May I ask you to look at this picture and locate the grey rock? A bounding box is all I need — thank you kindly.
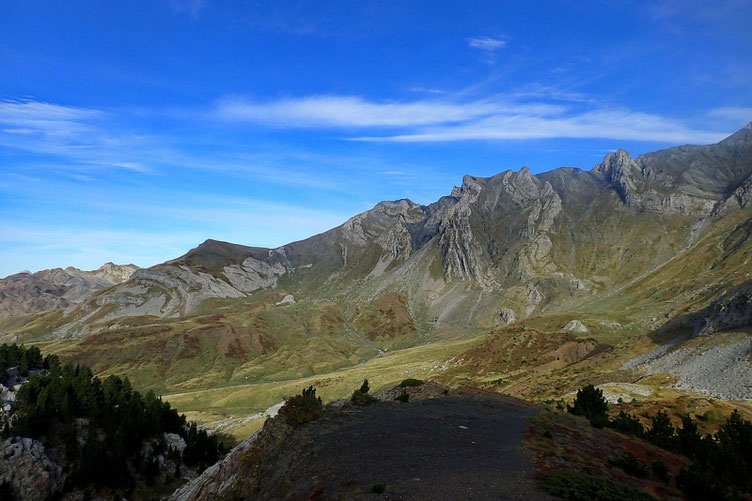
[0,437,63,501]
[563,320,589,333]
[0,263,138,317]
[498,308,516,326]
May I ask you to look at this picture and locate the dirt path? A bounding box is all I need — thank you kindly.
[254,393,555,500]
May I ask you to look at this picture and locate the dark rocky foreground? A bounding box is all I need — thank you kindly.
[172,390,555,500]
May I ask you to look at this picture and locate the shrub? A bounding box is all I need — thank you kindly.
[399,378,424,388]
[281,386,323,427]
[608,410,644,436]
[351,379,377,406]
[395,390,409,403]
[568,384,609,428]
[538,471,655,501]
[608,453,648,478]
[651,460,669,484]
[351,390,377,406]
[371,484,386,494]
[359,379,370,394]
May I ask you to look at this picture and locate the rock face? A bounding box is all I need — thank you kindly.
[594,123,752,216]
[171,416,293,501]
[0,263,138,317]
[693,281,752,336]
[0,437,63,501]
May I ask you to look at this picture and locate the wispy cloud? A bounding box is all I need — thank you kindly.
[215,95,564,128]
[214,94,728,144]
[0,99,102,139]
[467,36,507,64]
[708,106,752,125]
[467,36,507,51]
[353,108,727,144]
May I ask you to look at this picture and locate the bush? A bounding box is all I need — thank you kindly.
[351,379,377,406]
[351,390,377,406]
[359,379,370,394]
[608,410,644,436]
[568,384,609,428]
[371,484,386,494]
[395,390,409,403]
[651,460,669,484]
[608,453,648,478]
[281,386,323,427]
[399,378,424,388]
[538,471,655,501]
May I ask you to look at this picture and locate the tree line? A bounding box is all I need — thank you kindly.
[1,343,225,493]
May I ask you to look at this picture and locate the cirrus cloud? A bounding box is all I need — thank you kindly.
[214,94,728,144]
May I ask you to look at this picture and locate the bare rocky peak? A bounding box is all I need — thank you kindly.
[592,123,752,215]
[0,263,140,317]
[91,262,139,283]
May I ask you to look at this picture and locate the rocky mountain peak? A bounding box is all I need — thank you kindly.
[92,262,139,283]
[592,148,634,183]
[0,262,141,318]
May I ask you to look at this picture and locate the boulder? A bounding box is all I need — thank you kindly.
[563,320,589,333]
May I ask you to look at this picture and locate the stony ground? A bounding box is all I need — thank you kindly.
[623,330,752,400]
[175,389,556,500]
[260,393,553,500]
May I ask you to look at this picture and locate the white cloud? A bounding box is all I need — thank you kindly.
[467,36,507,64]
[215,94,728,144]
[467,36,507,51]
[0,99,102,138]
[215,95,565,128]
[353,109,726,144]
[708,106,752,124]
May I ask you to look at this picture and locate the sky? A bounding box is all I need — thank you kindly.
[1,1,751,277]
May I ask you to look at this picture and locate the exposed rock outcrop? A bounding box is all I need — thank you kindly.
[0,437,63,501]
[563,320,589,333]
[693,281,752,336]
[171,416,293,501]
[498,308,517,326]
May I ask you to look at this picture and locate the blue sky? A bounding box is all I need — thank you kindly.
[1,1,751,277]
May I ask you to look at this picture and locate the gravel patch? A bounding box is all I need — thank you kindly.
[624,334,752,400]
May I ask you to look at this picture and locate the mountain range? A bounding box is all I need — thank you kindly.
[1,123,750,431]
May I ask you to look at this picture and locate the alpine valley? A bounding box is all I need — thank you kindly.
[2,123,752,442]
